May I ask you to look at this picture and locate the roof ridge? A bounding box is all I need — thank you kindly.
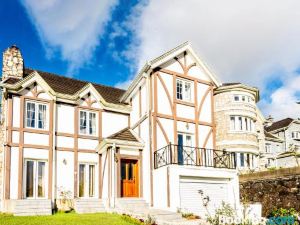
[25,68,126,91]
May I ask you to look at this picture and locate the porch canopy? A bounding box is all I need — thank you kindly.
[96,128,144,153]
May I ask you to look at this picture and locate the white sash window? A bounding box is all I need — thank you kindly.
[79,110,97,136]
[176,79,192,102]
[25,101,48,129]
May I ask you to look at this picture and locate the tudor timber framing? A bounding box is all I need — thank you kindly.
[152,53,217,207]
[4,85,105,200]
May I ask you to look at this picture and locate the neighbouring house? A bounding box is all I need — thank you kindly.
[264,117,300,168]
[0,43,245,217]
[261,131,283,168]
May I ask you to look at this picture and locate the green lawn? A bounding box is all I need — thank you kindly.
[0,213,143,225]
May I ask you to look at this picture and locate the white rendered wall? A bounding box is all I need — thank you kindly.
[102,112,128,137]
[12,96,20,128]
[10,147,19,199]
[56,151,74,198]
[56,104,74,134]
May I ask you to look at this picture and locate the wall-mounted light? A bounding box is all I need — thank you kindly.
[186,122,189,130]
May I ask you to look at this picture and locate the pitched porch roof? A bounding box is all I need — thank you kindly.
[96,128,144,153]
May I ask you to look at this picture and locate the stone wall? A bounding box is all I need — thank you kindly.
[240,167,300,216]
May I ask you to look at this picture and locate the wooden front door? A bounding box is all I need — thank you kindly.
[121,159,139,197]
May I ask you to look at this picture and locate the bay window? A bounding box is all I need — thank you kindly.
[79,110,97,135]
[229,116,255,132]
[176,79,192,102]
[25,101,47,129]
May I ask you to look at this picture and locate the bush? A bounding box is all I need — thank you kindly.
[207,201,236,225]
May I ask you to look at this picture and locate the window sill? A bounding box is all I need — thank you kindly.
[175,99,194,107]
[228,130,257,136]
[78,134,99,140]
[23,127,49,134]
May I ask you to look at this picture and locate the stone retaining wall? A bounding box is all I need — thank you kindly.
[240,167,300,217]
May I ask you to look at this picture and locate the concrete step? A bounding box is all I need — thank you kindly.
[14,199,52,216]
[115,198,149,209]
[74,199,105,214]
[149,209,183,221]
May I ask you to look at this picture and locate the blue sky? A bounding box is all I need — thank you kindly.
[0,0,139,87]
[1,0,300,119]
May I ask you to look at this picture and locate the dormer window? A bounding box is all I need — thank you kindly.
[25,101,47,130]
[79,110,97,136]
[176,79,191,102]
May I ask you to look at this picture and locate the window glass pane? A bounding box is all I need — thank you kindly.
[79,164,85,197]
[186,135,192,147]
[242,96,245,101]
[238,117,242,130]
[176,80,183,100]
[234,96,239,101]
[230,116,235,130]
[89,165,95,197]
[80,111,87,134]
[38,104,46,129]
[37,162,46,197]
[184,82,191,101]
[26,161,34,198]
[245,118,248,131]
[26,102,36,128]
[89,113,96,135]
[240,153,245,167]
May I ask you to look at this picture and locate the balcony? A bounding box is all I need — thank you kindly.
[154,144,236,169]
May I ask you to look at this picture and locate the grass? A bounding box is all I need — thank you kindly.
[0,212,143,225]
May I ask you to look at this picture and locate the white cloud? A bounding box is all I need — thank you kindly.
[260,74,300,120]
[21,0,118,73]
[122,0,300,119]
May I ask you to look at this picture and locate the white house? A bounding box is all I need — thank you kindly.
[0,43,240,218]
[264,117,300,168]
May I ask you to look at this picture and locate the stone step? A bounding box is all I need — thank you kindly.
[13,199,52,216]
[74,199,105,214]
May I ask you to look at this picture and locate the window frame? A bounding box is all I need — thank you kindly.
[176,78,192,102]
[78,163,96,198]
[79,110,97,136]
[25,101,48,130]
[23,159,48,199]
[229,115,255,132]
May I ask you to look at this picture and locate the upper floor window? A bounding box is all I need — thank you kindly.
[292,131,300,140]
[176,79,191,102]
[230,115,255,132]
[79,110,96,136]
[25,101,47,129]
[233,94,254,103]
[265,143,271,153]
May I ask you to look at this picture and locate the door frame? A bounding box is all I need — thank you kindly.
[116,150,143,198]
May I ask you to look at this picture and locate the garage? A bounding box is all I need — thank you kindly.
[179,176,231,217]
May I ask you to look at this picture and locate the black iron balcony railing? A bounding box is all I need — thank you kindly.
[154,144,236,169]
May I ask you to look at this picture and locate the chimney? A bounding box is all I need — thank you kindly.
[2,45,24,80]
[265,115,274,127]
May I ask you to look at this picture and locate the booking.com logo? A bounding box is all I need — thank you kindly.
[219,215,295,225]
[267,216,295,225]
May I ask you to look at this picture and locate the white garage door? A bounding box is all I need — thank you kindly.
[179,177,230,217]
